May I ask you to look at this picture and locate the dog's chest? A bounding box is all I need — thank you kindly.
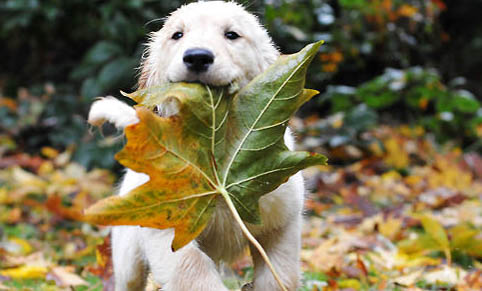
[197,197,248,263]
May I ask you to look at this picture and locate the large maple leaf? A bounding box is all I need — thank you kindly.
[84,41,327,251]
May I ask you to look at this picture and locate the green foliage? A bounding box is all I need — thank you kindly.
[0,0,184,97]
[0,85,121,169]
[261,0,447,84]
[0,0,184,169]
[319,67,481,146]
[261,0,481,150]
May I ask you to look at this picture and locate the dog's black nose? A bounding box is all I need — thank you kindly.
[183,48,214,73]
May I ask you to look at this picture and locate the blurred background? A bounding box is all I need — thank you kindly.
[1,0,481,290]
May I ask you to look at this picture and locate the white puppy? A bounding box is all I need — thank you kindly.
[88,2,305,291]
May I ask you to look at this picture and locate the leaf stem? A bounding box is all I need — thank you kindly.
[219,188,288,291]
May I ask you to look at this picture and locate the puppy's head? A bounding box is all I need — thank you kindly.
[139,1,279,90]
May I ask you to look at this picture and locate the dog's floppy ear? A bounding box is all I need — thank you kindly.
[137,31,157,89]
[138,63,149,89]
[137,30,166,89]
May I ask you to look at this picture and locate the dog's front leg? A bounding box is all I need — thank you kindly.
[140,228,229,291]
[88,97,139,129]
[248,217,303,291]
[247,174,304,291]
[112,226,148,291]
[248,217,302,291]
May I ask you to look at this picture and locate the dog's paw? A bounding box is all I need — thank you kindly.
[88,97,139,129]
[241,282,254,291]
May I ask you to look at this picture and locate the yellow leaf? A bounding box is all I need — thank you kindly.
[384,137,409,168]
[404,175,423,187]
[41,147,59,159]
[8,238,33,255]
[449,224,482,257]
[381,170,402,181]
[379,216,402,240]
[396,253,441,268]
[0,187,8,204]
[0,265,48,279]
[398,234,439,255]
[428,156,472,190]
[38,161,55,176]
[338,279,361,289]
[399,125,412,137]
[96,248,106,267]
[398,4,418,17]
[417,214,451,264]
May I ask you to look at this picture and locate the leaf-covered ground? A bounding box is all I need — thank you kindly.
[0,122,481,290]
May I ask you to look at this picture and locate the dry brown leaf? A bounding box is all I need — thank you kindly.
[392,268,424,286]
[47,266,88,287]
[422,265,467,285]
[306,237,352,272]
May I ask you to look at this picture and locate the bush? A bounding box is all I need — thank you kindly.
[319,67,481,147]
[0,0,184,97]
[0,84,123,170]
[0,0,184,170]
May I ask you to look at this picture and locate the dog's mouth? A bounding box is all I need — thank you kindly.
[168,77,241,94]
[151,79,241,118]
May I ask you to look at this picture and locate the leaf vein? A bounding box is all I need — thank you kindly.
[226,166,297,189]
[222,57,310,185]
[147,123,216,187]
[252,118,291,131]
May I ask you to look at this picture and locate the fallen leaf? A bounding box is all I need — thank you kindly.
[422,265,467,285]
[46,195,84,221]
[392,268,424,286]
[306,235,355,272]
[0,238,33,256]
[337,278,361,289]
[378,216,403,241]
[449,224,482,258]
[417,214,451,264]
[0,265,48,279]
[85,236,113,284]
[384,137,409,169]
[47,266,88,287]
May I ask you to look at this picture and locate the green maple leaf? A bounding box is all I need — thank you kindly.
[84,41,327,251]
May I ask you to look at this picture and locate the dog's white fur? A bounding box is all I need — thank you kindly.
[88,2,304,290]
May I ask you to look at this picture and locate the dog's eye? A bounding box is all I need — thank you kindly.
[171,32,183,40]
[225,31,240,40]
